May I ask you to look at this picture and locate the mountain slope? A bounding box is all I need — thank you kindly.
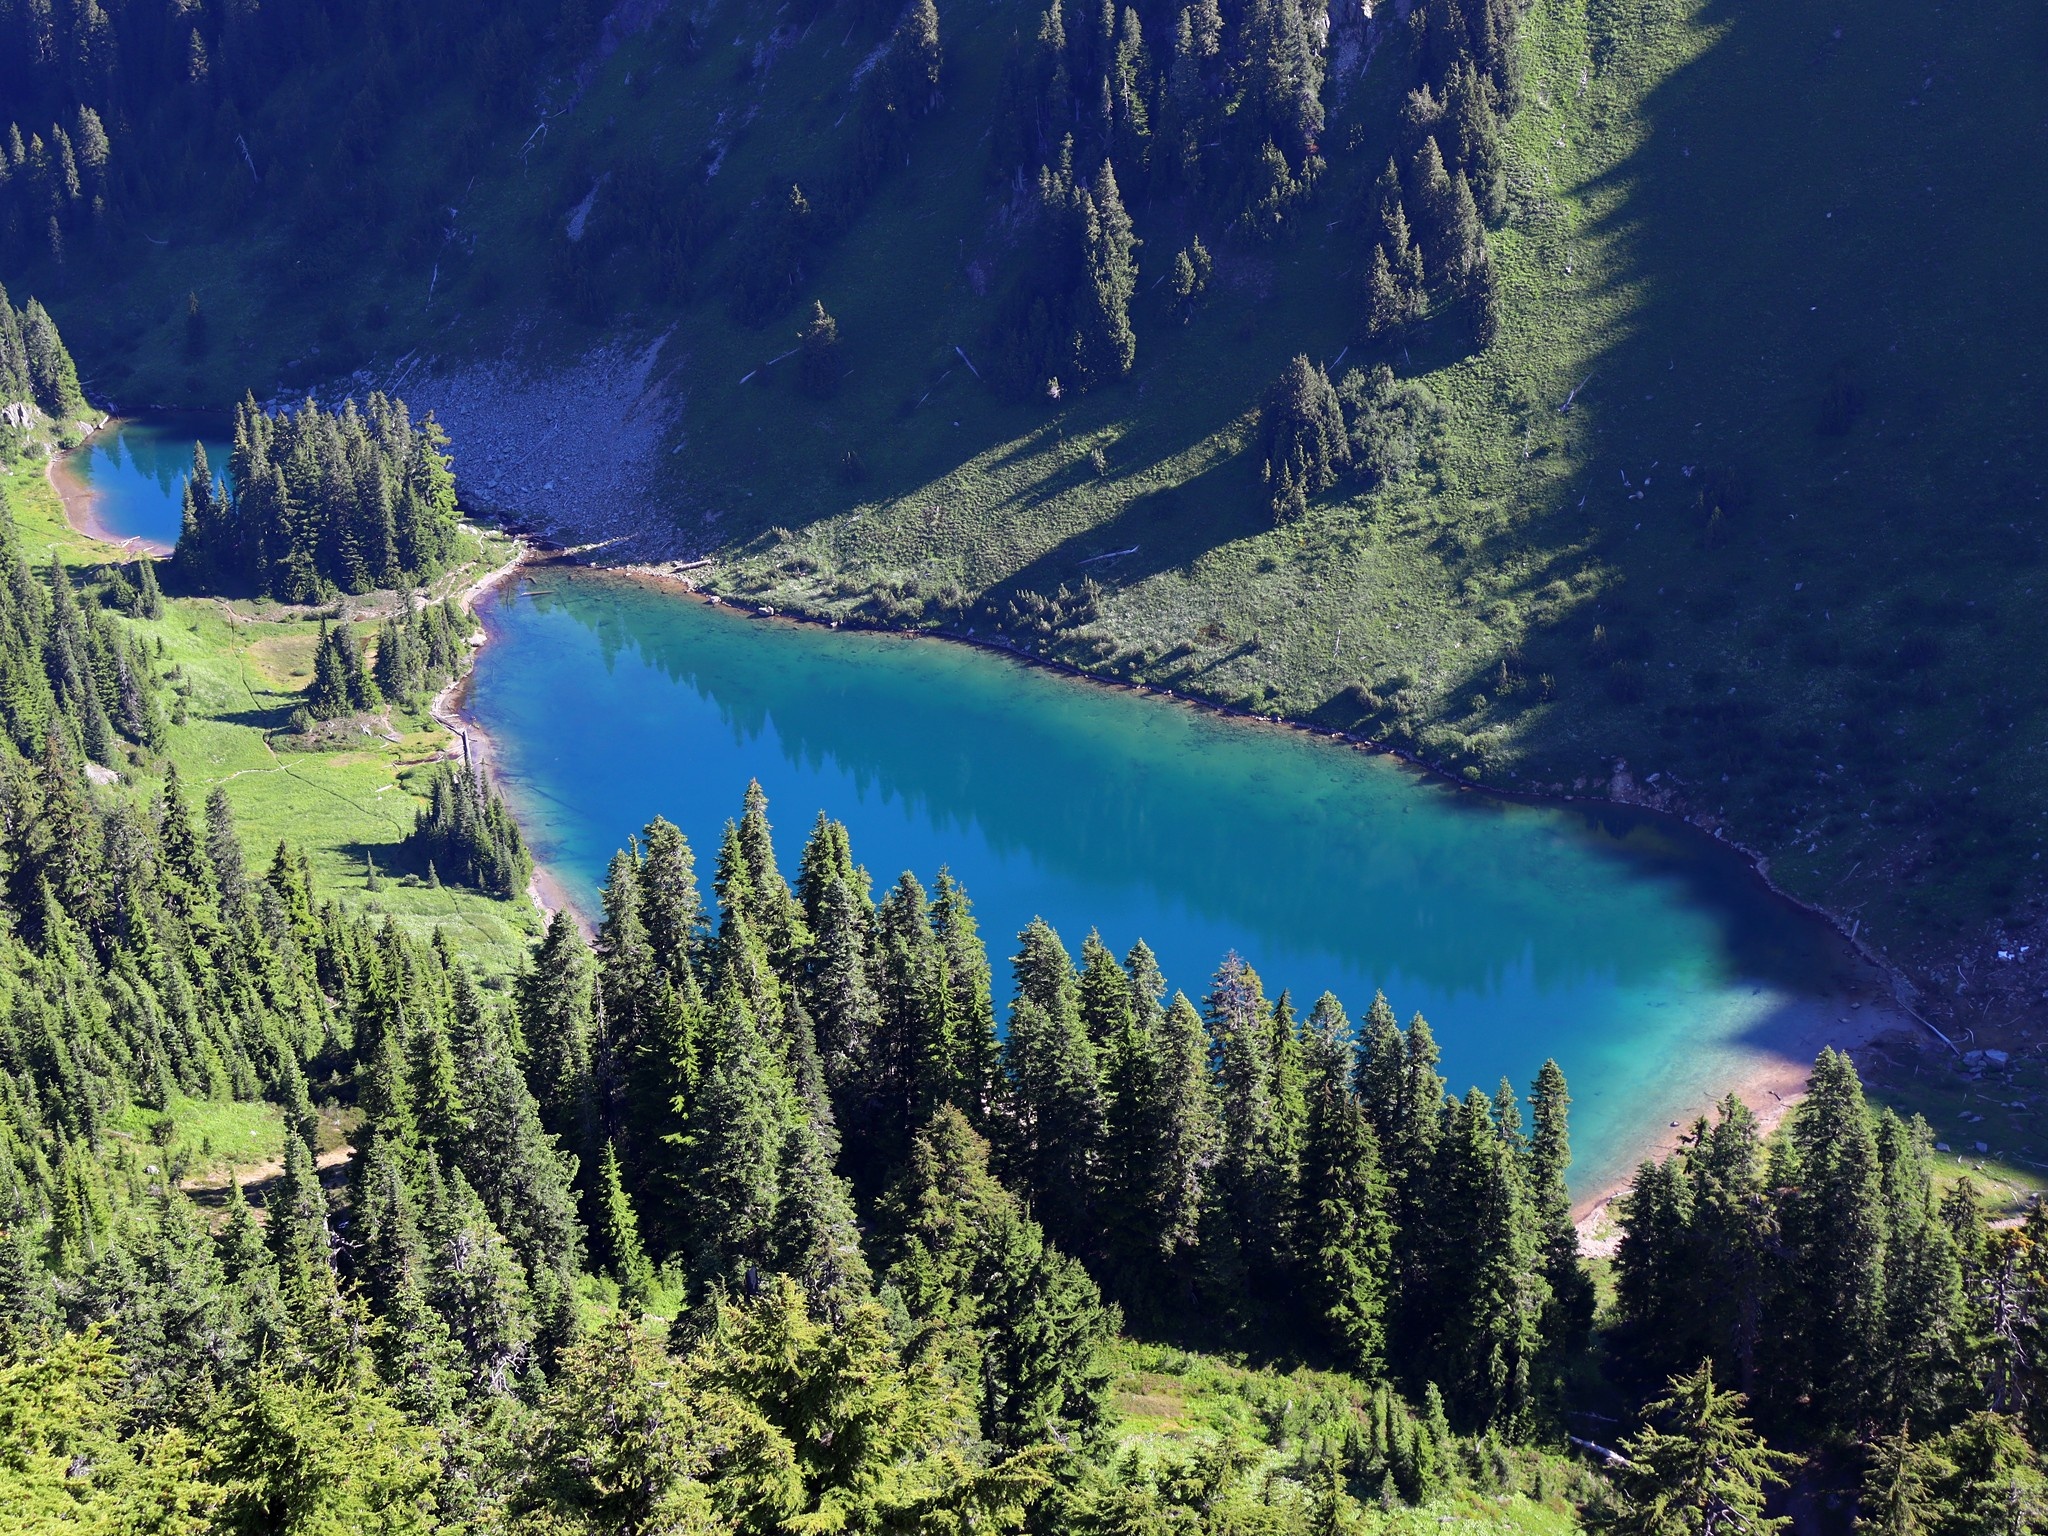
[16,0,2048,1008]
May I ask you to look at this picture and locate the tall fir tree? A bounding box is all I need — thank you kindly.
[1001,918,1105,1261]
[1202,954,1290,1325]
[1529,1059,1594,1373]
[1296,992,1392,1373]
[1772,1047,1886,1432]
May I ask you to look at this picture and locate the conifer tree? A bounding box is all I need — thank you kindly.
[797,301,842,398]
[1773,1047,1886,1431]
[1093,937,1161,1308]
[19,297,82,418]
[1607,1362,1798,1536]
[1416,1087,1546,1431]
[1078,159,1138,385]
[217,1179,273,1288]
[594,1139,656,1309]
[424,1160,537,1396]
[1077,930,1132,1047]
[876,1106,1113,1449]
[1001,918,1105,1259]
[351,1140,462,1423]
[1261,355,1349,521]
[1169,236,1212,320]
[1530,1059,1594,1368]
[1297,992,1392,1372]
[1202,953,1290,1318]
[410,1007,471,1153]
[0,287,30,405]
[520,910,600,1157]
[868,871,954,1169]
[932,869,1001,1127]
[304,622,381,721]
[679,984,791,1293]
[1411,135,1454,263]
[735,780,811,978]
[200,793,246,934]
[772,1102,872,1315]
[522,1314,738,1533]
[133,558,162,620]
[597,846,656,1143]
[1366,242,1405,336]
[1269,988,1307,1198]
[638,816,703,980]
[183,289,207,357]
[808,869,881,1140]
[893,0,944,111]
[1145,988,1218,1294]
[448,971,585,1279]
[1873,1108,1966,1429]
[1444,171,1485,288]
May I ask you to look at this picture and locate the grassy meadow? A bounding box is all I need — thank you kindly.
[0,455,539,983]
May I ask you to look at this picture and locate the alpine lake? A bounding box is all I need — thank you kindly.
[67,418,1899,1195]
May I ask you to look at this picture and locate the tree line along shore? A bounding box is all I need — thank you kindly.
[0,320,2041,1532]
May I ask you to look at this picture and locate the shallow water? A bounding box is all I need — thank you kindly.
[467,568,1877,1192]
[66,416,231,549]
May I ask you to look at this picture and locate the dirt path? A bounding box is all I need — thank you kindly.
[181,1143,356,1218]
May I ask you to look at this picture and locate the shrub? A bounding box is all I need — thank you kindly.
[797,301,842,397]
[1338,365,1445,486]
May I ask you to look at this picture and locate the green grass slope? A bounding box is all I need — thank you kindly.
[27,0,2048,1006]
[0,459,538,978]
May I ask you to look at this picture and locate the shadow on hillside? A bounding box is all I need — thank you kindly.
[1375,0,2048,940]
[991,460,1266,600]
[212,704,297,731]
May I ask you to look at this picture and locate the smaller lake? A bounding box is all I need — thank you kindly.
[63,416,232,550]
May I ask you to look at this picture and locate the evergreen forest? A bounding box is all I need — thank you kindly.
[174,395,464,602]
[1,0,2046,1532]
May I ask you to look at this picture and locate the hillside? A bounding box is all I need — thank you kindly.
[12,0,2048,1011]
[0,385,2037,1529]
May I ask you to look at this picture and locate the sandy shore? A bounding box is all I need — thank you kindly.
[428,538,593,931]
[1573,1002,1912,1239]
[46,425,174,556]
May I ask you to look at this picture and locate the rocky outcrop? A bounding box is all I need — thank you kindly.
[398,334,690,555]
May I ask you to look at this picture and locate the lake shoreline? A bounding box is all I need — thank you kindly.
[431,539,582,928]
[46,418,176,556]
[458,544,1923,1219]
[604,550,1932,1005]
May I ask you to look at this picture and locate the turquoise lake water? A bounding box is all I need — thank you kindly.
[66,416,231,549]
[466,567,1876,1192]
[58,415,1882,1192]
[56,423,1879,1192]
